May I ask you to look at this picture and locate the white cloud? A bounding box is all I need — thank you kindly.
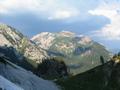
[0,0,80,20]
[48,9,79,20]
[89,1,120,40]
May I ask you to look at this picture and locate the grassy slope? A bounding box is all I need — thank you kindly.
[56,61,118,90]
[56,64,105,90]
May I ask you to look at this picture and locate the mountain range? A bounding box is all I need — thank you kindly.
[0,23,112,90]
[0,24,111,75]
[32,31,110,75]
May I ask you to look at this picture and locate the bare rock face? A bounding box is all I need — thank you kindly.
[31,31,92,54]
[32,32,55,49]
[78,36,92,45]
[59,31,75,37]
[0,24,48,65]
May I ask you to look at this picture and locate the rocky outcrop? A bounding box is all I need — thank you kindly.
[0,24,48,66]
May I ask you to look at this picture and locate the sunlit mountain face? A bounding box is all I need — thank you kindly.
[0,0,120,90]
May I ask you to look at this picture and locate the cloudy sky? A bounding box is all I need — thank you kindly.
[0,0,120,50]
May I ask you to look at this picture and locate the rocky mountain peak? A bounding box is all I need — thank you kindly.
[32,31,110,75]
[78,36,92,45]
[59,30,75,37]
[0,24,23,47]
[0,24,48,66]
[31,31,92,50]
[32,32,54,40]
[31,32,55,49]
